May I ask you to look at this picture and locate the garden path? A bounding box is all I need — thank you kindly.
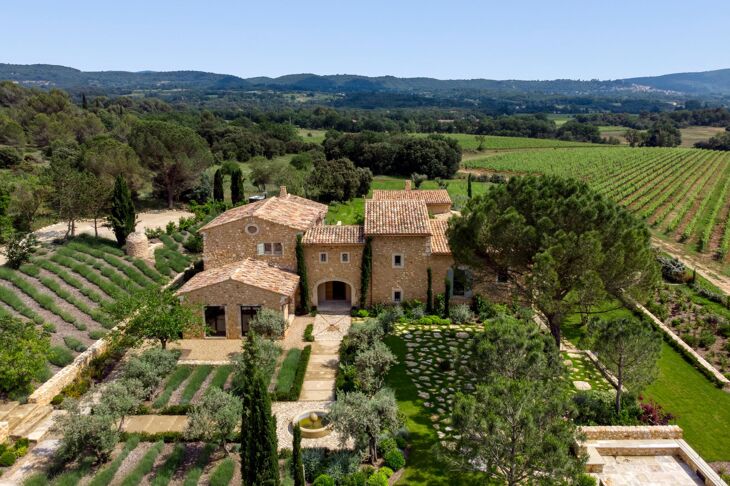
[299,311,351,401]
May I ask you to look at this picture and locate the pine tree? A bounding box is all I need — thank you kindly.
[230,168,245,205]
[426,267,433,314]
[240,336,280,486]
[292,424,305,486]
[467,173,473,198]
[444,277,451,318]
[213,169,224,202]
[296,234,310,314]
[108,175,136,246]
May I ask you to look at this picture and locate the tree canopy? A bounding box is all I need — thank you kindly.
[129,120,213,208]
[448,175,658,345]
[0,316,50,396]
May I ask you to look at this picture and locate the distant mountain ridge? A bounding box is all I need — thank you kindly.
[1,63,729,98]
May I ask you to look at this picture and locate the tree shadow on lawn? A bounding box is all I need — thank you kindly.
[384,335,490,486]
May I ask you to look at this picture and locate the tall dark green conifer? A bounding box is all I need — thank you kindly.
[426,267,433,314]
[108,175,136,246]
[444,277,451,318]
[230,168,245,205]
[292,424,305,486]
[213,169,224,202]
[467,173,473,198]
[240,335,280,486]
[359,237,373,308]
[295,234,310,314]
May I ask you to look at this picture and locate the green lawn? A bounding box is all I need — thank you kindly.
[563,301,730,463]
[384,335,489,486]
[644,342,730,462]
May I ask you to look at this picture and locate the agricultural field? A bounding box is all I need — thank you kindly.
[414,132,600,151]
[465,146,730,266]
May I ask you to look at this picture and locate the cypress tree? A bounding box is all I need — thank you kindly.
[467,173,473,198]
[292,424,305,486]
[359,237,373,308]
[426,267,433,314]
[444,277,451,318]
[230,168,245,205]
[108,175,136,246]
[296,234,310,314]
[240,335,280,485]
[213,169,224,202]
[81,93,88,110]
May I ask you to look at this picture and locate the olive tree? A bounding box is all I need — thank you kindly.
[186,387,242,452]
[329,388,401,464]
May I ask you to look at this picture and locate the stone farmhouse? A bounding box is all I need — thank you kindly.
[177,181,492,339]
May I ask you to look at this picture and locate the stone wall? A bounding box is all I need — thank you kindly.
[304,243,363,306]
[180,278,296,339]
[28,337,110,405]
[580,425,683,441]
[627,298,729,389]
[0,421,8,443]
[370,235,452,305]
[201,216,301,271]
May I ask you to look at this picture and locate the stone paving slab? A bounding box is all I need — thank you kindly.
[122,415,188,434]
[170,339,242,363]
[299,389,335,401]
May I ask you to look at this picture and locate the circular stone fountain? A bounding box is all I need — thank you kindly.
[293,410,332,439]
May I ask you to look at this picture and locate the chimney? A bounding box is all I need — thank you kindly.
[279,186,287,198]
[405,180,412,191]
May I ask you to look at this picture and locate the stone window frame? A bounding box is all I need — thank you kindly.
[257,242,283,256]
[319,252,328,263]
[340,252,350,263]
[392,253,404,268]
[392,288,403,303]
[245,224,259,235]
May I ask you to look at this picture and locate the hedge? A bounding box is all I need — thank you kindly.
[304,323,315,342]
[48,346,74,367]
[279,345,311,401]
[275,348,302,399]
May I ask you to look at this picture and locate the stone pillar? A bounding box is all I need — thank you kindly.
[126,232,149,259]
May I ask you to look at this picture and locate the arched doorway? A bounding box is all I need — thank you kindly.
[316,280,352,310]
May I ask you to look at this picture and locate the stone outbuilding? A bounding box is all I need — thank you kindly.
[125,231,149,259]
[176,258,299,339]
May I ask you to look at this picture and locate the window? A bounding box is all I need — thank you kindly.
[257,242,283,256]
[453,268,472,297]
[392,254,404,268]
[245,224,259,235]
[496,269,509,283]
[319,252,328,263]
[392,289,403,303]
[340,252,350,263]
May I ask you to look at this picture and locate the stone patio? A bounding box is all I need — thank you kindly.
[598,455,704,485]
[170,339,242,364]
[271,400,352,450]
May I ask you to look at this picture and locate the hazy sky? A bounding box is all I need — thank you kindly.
[3,0,728,80]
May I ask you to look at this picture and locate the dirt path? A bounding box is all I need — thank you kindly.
[652,236,730,295]
[0,210,193,266]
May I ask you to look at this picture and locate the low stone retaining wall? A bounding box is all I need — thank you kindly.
[0,421,8,443]
[28,338,110,405]
[580,425,683,441]
[625,298,729,390]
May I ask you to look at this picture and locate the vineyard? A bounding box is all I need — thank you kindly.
[464,147,730,261]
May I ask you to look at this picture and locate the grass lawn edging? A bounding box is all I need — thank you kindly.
[625,297,729,390]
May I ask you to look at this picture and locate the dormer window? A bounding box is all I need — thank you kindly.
[392,254,404,268]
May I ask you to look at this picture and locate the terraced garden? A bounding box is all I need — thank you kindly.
[0,225,198,374]
[149,365,234,411]
[23,439,238,486]
[465,147,730,263]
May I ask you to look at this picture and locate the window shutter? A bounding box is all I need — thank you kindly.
[257,243,265,255]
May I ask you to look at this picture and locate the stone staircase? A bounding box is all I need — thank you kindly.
[300,342,340,401]
[0,401,56,443]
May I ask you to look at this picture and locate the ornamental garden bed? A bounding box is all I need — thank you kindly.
[147,365,234,413]
[647,282,730,376]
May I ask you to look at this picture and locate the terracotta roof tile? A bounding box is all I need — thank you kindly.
[200,195,328,232]
[429,219,451,254]
[176,258,299,296]
[302,225,365,245]
[364,200,431,235]
[371,189,452,205]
